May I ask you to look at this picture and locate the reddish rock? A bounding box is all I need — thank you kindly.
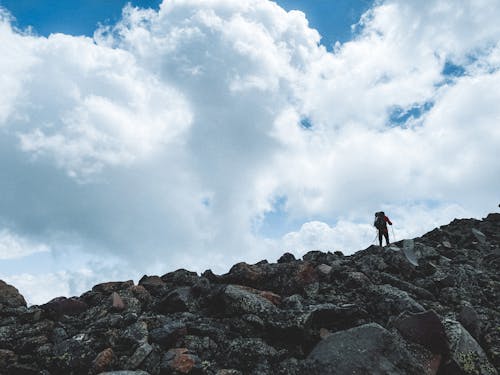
[41,297,88,317]
[0,280,27,308]
[259,290,282,306]
[227,262,262,283]
[92,280,134,293]
[91,348,114,374]
[128,284,152,304]
[110,292,126,312]
[296,262,318,284]
[163,348,199,374]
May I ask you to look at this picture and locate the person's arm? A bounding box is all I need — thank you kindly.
[385,216,392,225]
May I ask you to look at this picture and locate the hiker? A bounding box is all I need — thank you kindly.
[374,211,392,246]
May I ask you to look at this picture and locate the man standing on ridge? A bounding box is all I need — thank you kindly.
[374,211,392,247]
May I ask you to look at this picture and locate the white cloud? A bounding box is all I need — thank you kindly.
[0,0,500,304]
[0,229,50,260]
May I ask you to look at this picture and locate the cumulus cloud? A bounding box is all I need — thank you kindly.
[0,229,50,260]
[0,0,499,304]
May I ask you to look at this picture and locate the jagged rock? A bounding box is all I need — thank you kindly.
[160,348,201,374]
[307,323,433,374]
[393,310,449,355]
[139,276,166,299]
[316,264,332,276]
[0,280,27,308]
[93,280,135,293]
[472,228,487,244]
[441,319,497,375]
[161,269,200,287]
[121,320,149,346]
[155,287,198,314]
[221,285,277,316]
[0,213,499,374]
[277,252,296,263]
[224,338,278,373]
[150,321,187,347]
[344,271,371,288]
[367,284,425,315]
[111,292,127,312]
[125,342,153,369]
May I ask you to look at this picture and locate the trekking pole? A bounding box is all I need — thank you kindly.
[372,232,378,245]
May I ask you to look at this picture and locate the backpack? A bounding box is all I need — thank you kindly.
[374,212,385,230]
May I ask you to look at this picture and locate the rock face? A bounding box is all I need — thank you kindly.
[0,213,499,374]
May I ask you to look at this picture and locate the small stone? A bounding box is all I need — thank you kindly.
[161,348,200,374]
[442,241,452,249]
[92,348,115,374]
[317,264,332,275]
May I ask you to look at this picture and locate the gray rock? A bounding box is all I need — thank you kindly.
[472,228,487,244]
[368,284,425,315]
[0,280,27,308]
[125,343,153,370]
[222,285,277,316]
[155,286,197,313]
[150,321,187,347]
[442,319,497,375]
[307,323,431,374]
[316,264,332,275]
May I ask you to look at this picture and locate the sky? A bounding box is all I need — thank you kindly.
[0,0,499,305]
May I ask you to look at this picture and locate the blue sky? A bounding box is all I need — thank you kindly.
[0,0,373,47]
[0,0,499,305]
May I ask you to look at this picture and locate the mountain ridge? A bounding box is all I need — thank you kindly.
[0,213,499,374]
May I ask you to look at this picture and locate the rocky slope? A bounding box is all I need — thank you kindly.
[1,213,499,375]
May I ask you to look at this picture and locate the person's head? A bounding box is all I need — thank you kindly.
[381,211,385,216]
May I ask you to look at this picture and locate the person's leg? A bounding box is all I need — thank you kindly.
[378,231,383,246]
[384,231,390,245]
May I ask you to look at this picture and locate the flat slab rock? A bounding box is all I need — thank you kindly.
[307,323,432,375]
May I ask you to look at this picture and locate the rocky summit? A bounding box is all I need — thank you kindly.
[1,214,500,375]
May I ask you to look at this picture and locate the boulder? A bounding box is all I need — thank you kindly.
[92,280,134,293]
[155,287,197,313]
[367,284,425,315]
[393,310,449,355]
[222,285,277,316]
[307,323,433,374]
[0,280,27,308]
[440,319,497,375]
[277,252,296,263]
